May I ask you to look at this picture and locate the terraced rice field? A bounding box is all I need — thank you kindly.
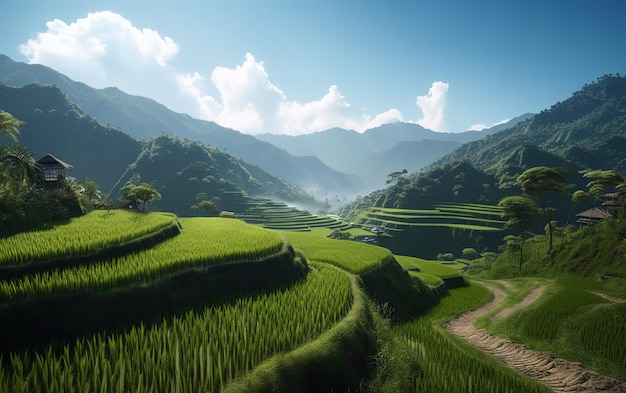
[222,191,352,231]
[0,217,285,301]
[0,212,361,392]
[1,262,354,393]
[0,210,177,266]
[354,203,507,233]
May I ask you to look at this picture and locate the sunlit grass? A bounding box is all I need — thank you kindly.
[0,218,284,301]
[0,210,176,266]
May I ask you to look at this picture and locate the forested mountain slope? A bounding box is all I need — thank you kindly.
[257,115,532,189]
[432,74,626,174]
[0,83,318,215]
[0,83,141,191]
[338,75,626,258]
[0,54,361,195]
[111,134,317,215]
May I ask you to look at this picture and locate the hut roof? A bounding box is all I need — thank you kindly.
[37,154,73,169]
[576,207,612,220]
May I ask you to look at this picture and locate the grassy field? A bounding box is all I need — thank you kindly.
[393,283,551,393]
[0,210,176,266]
[2,207,623,392]
[281,229,392,274]
[395,255,465,277]
[2,262,354,392]
[0,217,285,301]
[482,275,626,381]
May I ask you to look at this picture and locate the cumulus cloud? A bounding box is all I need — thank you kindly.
[18,11,203,117]
[468,118,511,131]
[20,11,178,87]
[416,81,449,132]
[16,11,417,135]
[178,53,400,135]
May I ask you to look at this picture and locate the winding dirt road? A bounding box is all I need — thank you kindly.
[444,282,626,393]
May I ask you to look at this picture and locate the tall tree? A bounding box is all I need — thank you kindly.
[499,195,539,273]
[386,169,408,185]
[582,169,626,199]
[516,166,569,254]
[0,146,42,188]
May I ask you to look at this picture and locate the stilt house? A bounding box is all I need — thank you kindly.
[37,154,73,190]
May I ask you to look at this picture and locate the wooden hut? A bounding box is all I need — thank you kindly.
[602,188,625,216]
[576,207,612,226]
[37,154,73,189]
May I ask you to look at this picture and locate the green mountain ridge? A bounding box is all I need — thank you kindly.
[0,82,318,216]
[0,54,362,196]
[112,134,317,215]
[0,83,141,192]
[338,75,626,258]
[431,74,626,174]
[257,115,533,189]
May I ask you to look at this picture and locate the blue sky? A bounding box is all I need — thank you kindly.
[2,1,625,135]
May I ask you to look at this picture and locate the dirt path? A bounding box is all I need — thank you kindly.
[444,282,626,392]
[494,285,546,321]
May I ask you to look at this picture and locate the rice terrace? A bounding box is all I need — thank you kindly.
[1,58,626,392]
[1,205,625,392]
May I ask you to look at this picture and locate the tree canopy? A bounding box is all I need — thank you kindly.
[0,110,23,142]
[499,195,540,273]
[0,110,81,236]
[517,166,569,253]
[120,175,162,212]
[583,169,626,199]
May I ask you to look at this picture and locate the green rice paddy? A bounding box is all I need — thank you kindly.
[354,203,507,233]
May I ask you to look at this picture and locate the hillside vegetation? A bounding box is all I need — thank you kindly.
[0,54,362,196]
[0,83,322,218]
[339,75,626,259]
[1,61,625,391]
[432,74,626,175]
[111,133,319,216]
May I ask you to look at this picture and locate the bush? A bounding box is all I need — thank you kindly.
[437,253,455,261]
[329,229,351,240]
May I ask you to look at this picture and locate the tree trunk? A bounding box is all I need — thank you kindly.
[547,220,553,254]
[519,236,525,275]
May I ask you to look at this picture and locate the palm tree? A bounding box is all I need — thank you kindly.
[0,146,43,189]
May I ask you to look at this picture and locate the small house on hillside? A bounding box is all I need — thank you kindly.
[37,154,73,190]
[602,188,626,216]
[576,187,625,227]
[576,207,613,226]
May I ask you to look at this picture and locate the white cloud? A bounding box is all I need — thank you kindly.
[468,118,511,131]
[180,53,402,135]
[20,11,179,91]
[468,123,487,131]
[416,81,449,132]
[16,11,417,135]
[176,72,222,118]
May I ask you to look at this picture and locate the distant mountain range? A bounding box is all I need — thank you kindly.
[4,52,622,223]
[336,74,626,257]
[431,74,626,176]
[0,54,534,197]
[0,83,319,215]
[0,54,360,197]
[349,74,626,216]
[257,115,532,189]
